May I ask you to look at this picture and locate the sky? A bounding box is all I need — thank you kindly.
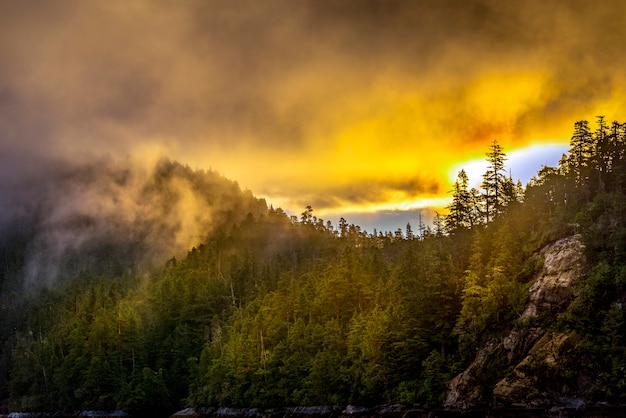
[1,0,625,233]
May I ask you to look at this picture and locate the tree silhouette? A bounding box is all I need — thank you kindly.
[445,169,476,233]
[481,140,508,223]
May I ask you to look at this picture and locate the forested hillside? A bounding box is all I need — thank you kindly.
[2,117,626,415]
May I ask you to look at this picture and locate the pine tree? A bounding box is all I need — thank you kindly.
[568,120,594,182]
[432,212,444,237]
[405,223,414,240]
[593,116,609,188]
[481,140,508,223]
[444,169,476,233]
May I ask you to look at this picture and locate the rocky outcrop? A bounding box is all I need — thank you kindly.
[170,407,205,418]
[444,340,501,408]
[522,235,585,318]
[445,235,586,409]
[171,405,430,418]
[492,331,571,405]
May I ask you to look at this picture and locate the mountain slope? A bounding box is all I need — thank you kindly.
[3,118,626,415]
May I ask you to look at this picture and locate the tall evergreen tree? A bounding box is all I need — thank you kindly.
[444,169,476,233]
[405,223,414,240]
[568,120,594,182]
[481,140,508,223]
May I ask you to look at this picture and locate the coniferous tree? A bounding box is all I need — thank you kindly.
[432,213,444,237]
[501,173,524,207]
[338,217,348,237]
[445,169,476,233]
[609,121,626,189]
[481,140,508,223]
[405,223,414,240]
[568,120,594,183]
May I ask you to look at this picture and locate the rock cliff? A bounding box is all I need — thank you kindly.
[445,235,587,409]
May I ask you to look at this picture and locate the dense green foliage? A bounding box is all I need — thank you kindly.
[3,117,626,413]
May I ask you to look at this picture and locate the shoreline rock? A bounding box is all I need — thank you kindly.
[6,402,626,418]
[171,403,626,418]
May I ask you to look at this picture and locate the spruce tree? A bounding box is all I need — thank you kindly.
[444,169,476,233]
[481,140,508,223]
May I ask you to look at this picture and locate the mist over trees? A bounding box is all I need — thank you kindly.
[0,158,267,290]
[2,117,626,414]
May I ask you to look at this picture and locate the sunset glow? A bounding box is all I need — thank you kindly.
[1,0,625,232]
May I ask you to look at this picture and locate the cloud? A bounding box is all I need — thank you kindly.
[267,174,442,213]
[1,0,626,220]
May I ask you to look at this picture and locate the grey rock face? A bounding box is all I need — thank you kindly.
[522,235,585,318]
[445,235,586,409]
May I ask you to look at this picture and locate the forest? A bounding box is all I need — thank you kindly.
[2,117,626,416]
